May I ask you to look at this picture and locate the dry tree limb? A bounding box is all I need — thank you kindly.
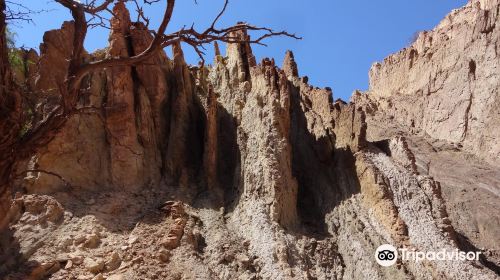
[5,1,36,23]
[71,0,300,83]
[0,0,299,196]
[14,169,72,188]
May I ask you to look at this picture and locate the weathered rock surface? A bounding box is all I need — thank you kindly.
[361,0,500,165]
[2,0,499,279]
[354,0,500,271]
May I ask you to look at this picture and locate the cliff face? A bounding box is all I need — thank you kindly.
[364,0,499,165]
[354,0,500,270]
[1,1,499,279]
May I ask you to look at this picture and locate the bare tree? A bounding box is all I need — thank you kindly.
[0,0,22,229]
[4,1,40,24]
[0,0,299,228]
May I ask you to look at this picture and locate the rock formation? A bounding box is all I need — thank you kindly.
[353,0,500,272]
[1,0,499,279]
[360,0,500,165]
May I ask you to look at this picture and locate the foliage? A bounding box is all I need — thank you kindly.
[6,27,16,48]
[5,27,25,72]
[5,28,34,137]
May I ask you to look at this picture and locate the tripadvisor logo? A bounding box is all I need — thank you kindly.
[375,244,398,266]
[375,244,481,267]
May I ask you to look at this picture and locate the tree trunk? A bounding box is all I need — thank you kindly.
[0,0,21,230]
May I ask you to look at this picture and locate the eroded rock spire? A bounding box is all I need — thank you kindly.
[213,41,221,57]
[282,50,299,77]
[226,27,256,83]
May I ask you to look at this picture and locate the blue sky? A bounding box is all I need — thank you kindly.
[10,0,467,101]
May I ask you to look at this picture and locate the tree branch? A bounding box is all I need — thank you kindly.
[10,0,301,166]
[15,169,71,188]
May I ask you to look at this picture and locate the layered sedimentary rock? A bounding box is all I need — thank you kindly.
[354,0,500,270]
[20,3,171,192]
[2,0,499,279]
[105,2,148,189]
[361,0,500,165]
[21,21,111,193]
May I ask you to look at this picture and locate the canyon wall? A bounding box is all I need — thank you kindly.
[363,0,499,164]
[355,0,500,273]
[2,0,499,279]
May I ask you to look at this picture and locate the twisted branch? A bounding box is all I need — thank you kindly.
[11,0,300,162]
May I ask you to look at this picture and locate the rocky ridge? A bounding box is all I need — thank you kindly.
[0,0,499,279]
[353,0,500,272]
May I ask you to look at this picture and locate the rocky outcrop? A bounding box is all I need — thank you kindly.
[362,0,500,165]
[282,50,299,78]
[3,1,499,279]
[163,42,200,186]
[20,3,172,192]
[225,26,256,86]
[208,35,300,233]
[104,2,168,189]
[160,201,187,249]
[202,86,218,189]
[354,0,500,270]
[35,21,74,98]
[18,20,111,193]
[105,2,146,189]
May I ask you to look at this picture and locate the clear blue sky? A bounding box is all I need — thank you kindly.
[10,0,467,101]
